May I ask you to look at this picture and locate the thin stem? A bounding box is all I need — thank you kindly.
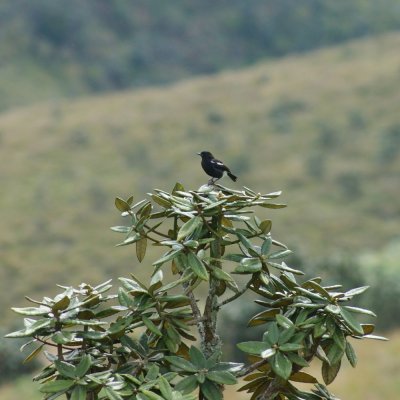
[258,378,283,400]
[182,281,205,341]
[236,358,269,378]
[216,277,253,309]
[202,214,223,358]
[225,231,262,246]
[144,222,170,239]
[34,336,76,351]
[199,213,220,237]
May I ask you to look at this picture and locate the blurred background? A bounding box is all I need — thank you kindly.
[1,1,399,398]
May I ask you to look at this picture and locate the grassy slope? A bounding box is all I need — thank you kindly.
[2,331,399,400]
[0,32,399,323]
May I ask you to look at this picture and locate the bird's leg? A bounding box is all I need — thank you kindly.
[208,177,216,185]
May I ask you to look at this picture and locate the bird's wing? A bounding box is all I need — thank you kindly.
[211,158,231,172]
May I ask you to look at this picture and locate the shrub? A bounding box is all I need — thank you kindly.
[7,183,385,399]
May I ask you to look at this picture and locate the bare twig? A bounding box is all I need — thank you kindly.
[236,358,269,378]
[216,278,253,309]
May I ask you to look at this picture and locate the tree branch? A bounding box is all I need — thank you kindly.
[236,358,269,378]
[216,277,253,309]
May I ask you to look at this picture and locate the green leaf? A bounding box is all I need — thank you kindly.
[165,356,198,372]
[363,334,389,341]
[197,371,206,384]
[158,376,173,400]
[40,379,75,393]
[136,237,148,262]
[160,294,191,308]
[303,280,332,299]
[6,319,52,337]
[271,352,292,380]
[175,375,199,394]
[322,361,341,385]
[118,287,134,307]
[259,202,286,209]
[153,248,182,267]
[260,348,276,359]
[119,276,148,293]
[116,233,141,246]
[187,252,209,281]
[223,254,245,263]
[261,236,272,255]
[326,342,344,366]
[259,220,272,234]
[236,232,254,251]
[71,385,87,400]
[287,353,309,367]
[343,306,376,317]
[210,266,234,282]
[279,343,303,352]
[75,355,91,377]
[237,341,269,355]
[333,328,346,351]
[275,314,294,329]
[200,380,223,400]
[115,197,131,212]
[234,257,262,273]
[10,306,50,316]
[189,346,207,368]
[172,182,186,193]
[55,361,76,379]
[141,390,165,400]
[345,341,357,368]
[151,194,171,208]
[23,344,44,364]
[110,225,131,233]
[339,306,364,335]
[268,249,293,260]
[344,286,369,297]
[278,326,296,345]
[142,316,162,336]
[103,387,124,400]
[51,331,75,344]
[325,304,341,314]
[177,217,202,241]
[266,322,280,344]
[206,370,237,385]
[52,296,71,312]
[289,372,318,384]
[268,262,304,275]
[248,309,280,327]
[150,270,163,290]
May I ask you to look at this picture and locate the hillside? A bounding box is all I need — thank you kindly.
[1,32,400,324]
[1,0,400,110]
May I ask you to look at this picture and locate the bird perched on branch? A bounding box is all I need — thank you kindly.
[198,151,237,185]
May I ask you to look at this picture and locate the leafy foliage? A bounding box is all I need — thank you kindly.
[0,328,40,384]
[7,183,384,399]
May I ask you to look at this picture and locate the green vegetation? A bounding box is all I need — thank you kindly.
[0,329,40,384]
[3,329,400,400]
[1,33,399,329]
[6,183,384,399]
[1,0,400,109]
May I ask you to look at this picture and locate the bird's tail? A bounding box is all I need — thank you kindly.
[228,172,237,182]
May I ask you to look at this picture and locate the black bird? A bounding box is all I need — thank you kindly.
[197,151,237,185]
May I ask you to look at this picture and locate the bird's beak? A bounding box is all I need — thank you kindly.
[197,152,201,156]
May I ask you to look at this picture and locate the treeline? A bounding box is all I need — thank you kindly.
[1,0,399,92]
